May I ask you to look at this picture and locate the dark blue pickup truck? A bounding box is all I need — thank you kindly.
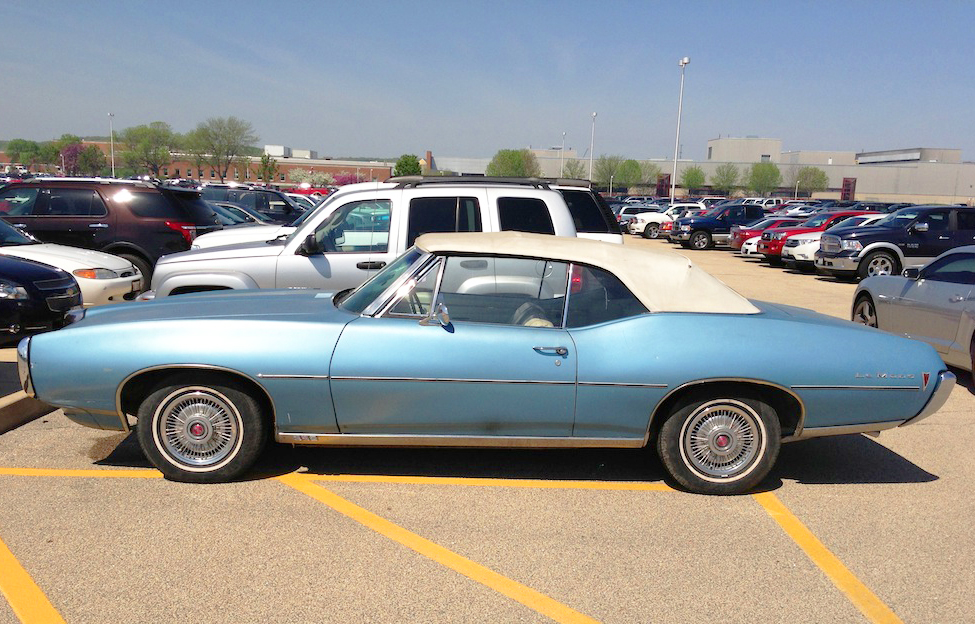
[672,203,767,249]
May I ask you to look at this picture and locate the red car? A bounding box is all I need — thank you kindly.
[730,217,805,251]
[756,211,875,262]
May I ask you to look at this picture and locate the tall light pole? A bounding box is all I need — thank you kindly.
[559,132,566,177]
[670,57,689,202]
[108,112,116,177]
[588,112,597,182]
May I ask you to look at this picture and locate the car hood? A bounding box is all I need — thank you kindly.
[191,225,293,249]
[766,226,822,236]
[75,289,351,327]
[158,239,286,266]
[0,243,134,272]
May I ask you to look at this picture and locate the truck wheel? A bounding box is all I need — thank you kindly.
[657,390,781,495]
[690,230,712,250]
[858,251,899,279]
[643,223,660,239]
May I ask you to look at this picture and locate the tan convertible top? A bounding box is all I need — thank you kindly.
[415,232,760,314]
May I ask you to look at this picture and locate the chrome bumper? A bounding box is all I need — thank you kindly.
[902,371,956,427]
[17,337,34,398]
[814,254,860,272]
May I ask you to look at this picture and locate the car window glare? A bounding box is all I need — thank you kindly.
[339,248,424,314]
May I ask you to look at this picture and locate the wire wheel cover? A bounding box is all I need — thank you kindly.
[681,401,763,479]
[156,389,242,468]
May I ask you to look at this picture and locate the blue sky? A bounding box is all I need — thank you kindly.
[3,1,974,162]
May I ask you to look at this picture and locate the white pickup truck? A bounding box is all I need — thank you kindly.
[143,178,619,298]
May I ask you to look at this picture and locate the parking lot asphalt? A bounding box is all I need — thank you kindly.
[0,236,972,623]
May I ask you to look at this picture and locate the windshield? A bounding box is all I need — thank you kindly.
[0,219,36,245]
[873,208,923,228]
[800,214,832,228]
[339,247,425,314]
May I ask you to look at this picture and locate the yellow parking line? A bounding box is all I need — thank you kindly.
[0,467,162,478]
[753,492,903,624]
[0,534,66,624]
[290,472,675,491]
[278,474,600,624]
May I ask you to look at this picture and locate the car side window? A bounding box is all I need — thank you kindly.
[46,189,107,217]
[922,211,950,231]
[314,200,391,253]
[0,187,42,215]
[922,253,975,285]
[565,265,648,328]
[955,210,975,231]
[497,197,555,235]
[433,256,568,327]
[406,196,482,247]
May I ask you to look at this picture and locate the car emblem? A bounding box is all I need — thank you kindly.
[922,373,930,391]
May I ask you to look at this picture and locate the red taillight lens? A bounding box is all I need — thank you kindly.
[165,221,197,245]
[570,265,585,294]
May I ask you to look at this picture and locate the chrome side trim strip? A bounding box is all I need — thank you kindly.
[901,370,955,427]
[257,374,330,380]
[276,432,645,448]
[789,421,901,440]
[791,384,921,391]
[115,364,276,433]
[331,376,575,385]
[579,382,668,389]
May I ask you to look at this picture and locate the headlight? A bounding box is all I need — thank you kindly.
[73,268,120,280]
[772,232,787,240]
[841,240,863,251]
[680,225,691,231]
[793,237,817,245]
[0,280,28,300]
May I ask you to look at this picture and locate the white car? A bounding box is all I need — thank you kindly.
[739,235,761,256]
[782,214,883,270]
[0,221,141,306]
[628,205,697,239]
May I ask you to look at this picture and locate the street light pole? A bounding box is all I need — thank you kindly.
[588,112,597,182]
[108,112,116,177]
[610,175,614,197]
[670,57,689,203]
[560,132,566,177]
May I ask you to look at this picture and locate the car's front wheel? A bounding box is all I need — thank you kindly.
[852,293,878,327]
[690,230,712,250]
[858,250,899,279]
[657,391,781,495]
[136,374,267,482]
[643,223,660,239]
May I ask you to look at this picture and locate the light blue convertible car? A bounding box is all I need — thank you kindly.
[18,232,955,494]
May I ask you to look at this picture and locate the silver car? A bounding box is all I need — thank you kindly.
[853,245,975,381]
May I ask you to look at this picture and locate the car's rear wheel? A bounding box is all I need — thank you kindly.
[136,374,267,482]
[690,230,712,250]
[858,250,899,279]
[852,293,878,327]
[643,223,660,239]
[657,391,780,495]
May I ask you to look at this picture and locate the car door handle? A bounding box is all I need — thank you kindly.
[938,236,950,240]
[356,261,386,270]
[533,346,568,357]
[10,223,26,229]
[950,295,966,303]
[88,223,109,229]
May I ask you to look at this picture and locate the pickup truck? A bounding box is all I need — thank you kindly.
[143,178,601,298]
[816,204,975,279]
[671,203,767,249]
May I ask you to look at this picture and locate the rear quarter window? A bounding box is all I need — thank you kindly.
[558,189,617,234]
[497,197,555,234]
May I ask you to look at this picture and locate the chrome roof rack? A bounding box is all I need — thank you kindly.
[387,176,592,190]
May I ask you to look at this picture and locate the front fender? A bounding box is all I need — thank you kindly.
[156,270,261,297]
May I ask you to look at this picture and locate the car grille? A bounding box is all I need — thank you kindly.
[784,239,799,247]
[33,276,76,291]
[821,235,840,253]
[46,289,82,312]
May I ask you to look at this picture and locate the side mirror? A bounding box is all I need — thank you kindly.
[419,302,451,328]
[297,233,325,256]
[903,267,921,280]
[912,222,929,233]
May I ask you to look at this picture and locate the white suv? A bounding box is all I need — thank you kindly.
[143,178,598,298]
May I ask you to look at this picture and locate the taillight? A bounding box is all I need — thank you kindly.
[165,221,197,245]
[570,265,585,294]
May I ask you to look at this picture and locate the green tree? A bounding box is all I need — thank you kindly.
[485,149,541,177]
[796,166,829,195]
[592,154,624,186]
[256,153,279,185]
[393,153,422,176]
[710,163,740,195]
[119,121,177,176]
[4,139,41,169]
[639,162,662,186]
[184,116,258,182]
[562,159,586,179]
[680,165,706,192]
[746,162,783,196]
[616,159,642,188]
[78,144,107,176]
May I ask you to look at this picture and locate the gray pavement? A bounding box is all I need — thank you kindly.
[0,237,972,623]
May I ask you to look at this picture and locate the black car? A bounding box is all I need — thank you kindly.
[0,178,222,281]
[671,203,767,249]
[0,255,82,345]
[201,186,304,224]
